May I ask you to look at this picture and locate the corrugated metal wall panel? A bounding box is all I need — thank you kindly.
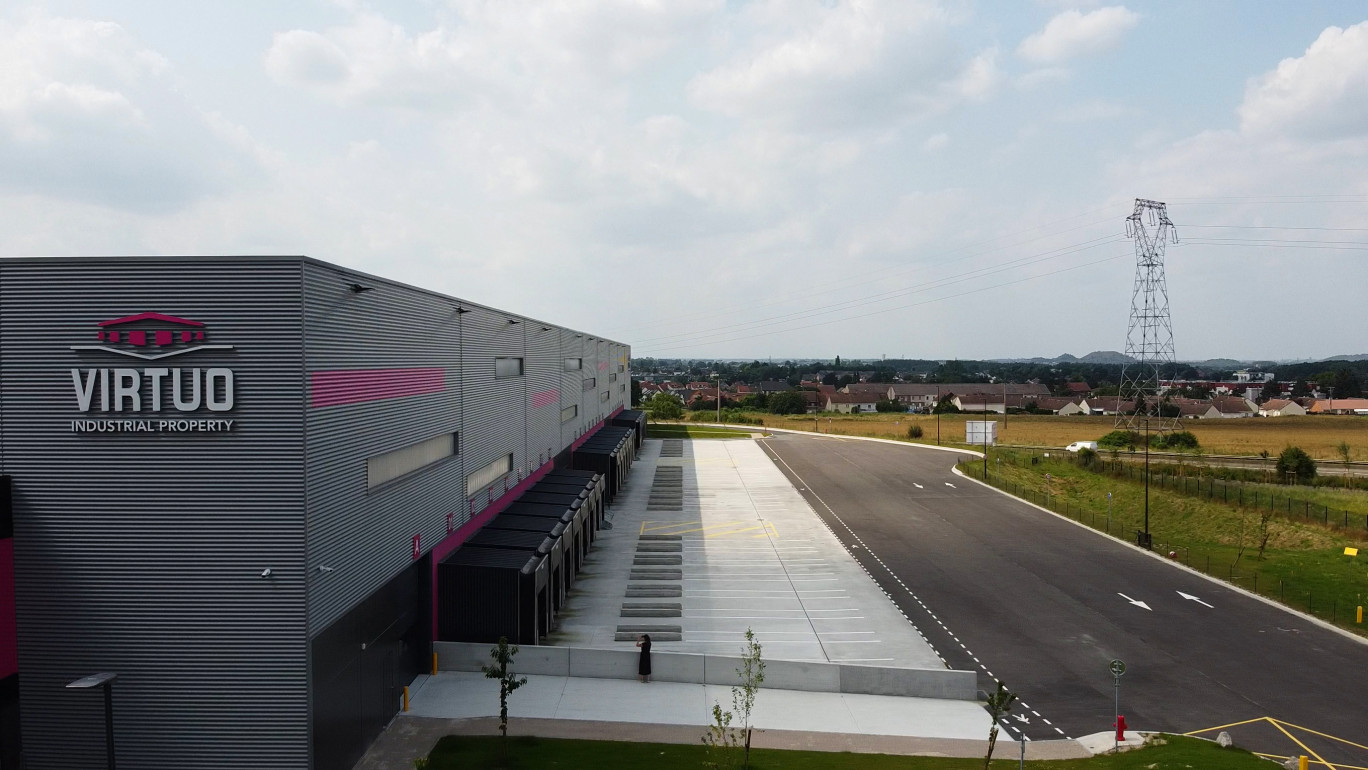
[301,262,464,638]
[559,330,581,449]
[526,323,560,472]
[460,307,527,518]
[0,258,308,770]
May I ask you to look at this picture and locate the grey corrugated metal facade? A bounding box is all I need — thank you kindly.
[0,255,629,769]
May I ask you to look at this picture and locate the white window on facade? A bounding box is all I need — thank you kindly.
[560,404,578,422]
[600,391,610,402]
[563,358,582,371]
[495,357,524,378]
[368,433,457,490]
[582,377,596,391]
[466,453,513,493]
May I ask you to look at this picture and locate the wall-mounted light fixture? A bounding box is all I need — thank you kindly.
[260,568,273,579]
[348,283,373,294]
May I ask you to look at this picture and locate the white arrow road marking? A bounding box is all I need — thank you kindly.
[945,482,956,488]
[1117,593,1152,611]
[914,483,924,489]
[1014,714,1030,724]
[1177,591,1214,608]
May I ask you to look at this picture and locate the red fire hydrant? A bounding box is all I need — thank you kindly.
[1114,714,1128,742]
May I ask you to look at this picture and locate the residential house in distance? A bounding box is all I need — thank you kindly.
[887,382,1050,412]
[757,380,791,394]
[1259,399,1306,417]
[1209,396,1259,418]
[1309,398,1368,415]
[798,391,824,413]
[1065,382,1093,398]
[825,393,880,413]
[841,382,894,397]
[1026,396,1085,415]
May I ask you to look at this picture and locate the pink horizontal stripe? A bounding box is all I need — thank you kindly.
[531,389,560,409]
[311,368,445,408]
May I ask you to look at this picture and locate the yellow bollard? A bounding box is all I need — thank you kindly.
[1300,756,1309,770]
[403,686,409,712]
[1358,605,1363,624]
[432,652,439,675]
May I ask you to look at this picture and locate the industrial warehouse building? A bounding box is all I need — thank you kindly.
[0,256,632,769]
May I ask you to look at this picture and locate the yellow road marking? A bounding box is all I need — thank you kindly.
[1273,721,1368,753]
[1270,719,1340,770]
[704,522,778,539]
[1184,717,1271,735]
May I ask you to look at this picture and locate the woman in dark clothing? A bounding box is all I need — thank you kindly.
[636,634,652,683]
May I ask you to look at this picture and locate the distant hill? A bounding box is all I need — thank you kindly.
[1327,353,1368,362]
[1077,350,1134,364]
[1192,359,1244,370]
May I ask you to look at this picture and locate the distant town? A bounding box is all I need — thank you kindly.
[632,355,1368,418]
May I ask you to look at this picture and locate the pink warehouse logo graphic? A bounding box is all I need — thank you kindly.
[70,311,234,360]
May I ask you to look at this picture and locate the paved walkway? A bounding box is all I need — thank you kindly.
[548,438,944,668]
[355,671,1091,769]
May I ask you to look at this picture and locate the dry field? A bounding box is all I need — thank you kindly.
[744,412,1368,460]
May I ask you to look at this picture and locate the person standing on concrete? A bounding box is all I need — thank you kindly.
[636,634,652,683]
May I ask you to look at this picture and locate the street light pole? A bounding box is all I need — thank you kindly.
[1142,418,1152,549]
[936,385,941,445]
[716,375,721,424]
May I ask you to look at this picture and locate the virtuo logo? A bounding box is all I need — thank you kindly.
[70,311,234,360]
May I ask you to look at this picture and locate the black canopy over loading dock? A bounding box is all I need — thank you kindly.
[437,548,548,646]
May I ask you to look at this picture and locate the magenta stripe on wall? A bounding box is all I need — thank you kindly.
[311,368,445,408]
[530,389,559,409]
[0,539,15,678]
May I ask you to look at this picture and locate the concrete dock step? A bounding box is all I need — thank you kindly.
[629,569,683,581]
[638,534,682,542]
[635,541,683,552]
[620,602,682,618]
[626,585,683,598]
[632,554,683,566]
[614,624,683,642]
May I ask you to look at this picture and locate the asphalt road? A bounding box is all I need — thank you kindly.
[757,432,1368,764]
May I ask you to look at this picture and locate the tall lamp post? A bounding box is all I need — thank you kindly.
[1140,418,1152,550]
[935,385,941,445]
[67,672,118,770]
[716,375,721,424]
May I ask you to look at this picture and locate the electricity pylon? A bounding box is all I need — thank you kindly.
[1116,198,1179,432]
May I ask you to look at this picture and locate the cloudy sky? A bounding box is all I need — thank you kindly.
[3,1,1366,362]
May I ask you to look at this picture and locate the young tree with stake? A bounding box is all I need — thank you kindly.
[481,637,527,738]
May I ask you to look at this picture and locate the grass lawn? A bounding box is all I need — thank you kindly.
[964,450,1368,634]
[736,412,1368,461]
[648,423,753,439]
[425,734,1269,769]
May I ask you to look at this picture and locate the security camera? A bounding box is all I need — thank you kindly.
[260,568,273,578]
[317,565,336,574]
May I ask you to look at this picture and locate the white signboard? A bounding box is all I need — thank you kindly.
[966,420,997,446]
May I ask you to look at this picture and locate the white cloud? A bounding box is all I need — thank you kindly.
[1239,20,1368,141]
[1017,6,1139,63]
[687,1,994,130]
[0,14,258,212]
[923,132,949,151]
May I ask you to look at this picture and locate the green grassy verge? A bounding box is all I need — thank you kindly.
[648,424,753,439]
[425,734,1268,769]
[962,450,1368,634]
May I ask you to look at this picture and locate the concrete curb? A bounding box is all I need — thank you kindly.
[950,466,1368,648]
[433,641,978,700]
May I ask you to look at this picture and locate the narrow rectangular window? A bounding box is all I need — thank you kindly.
[600,391,610,403]
[466,454,513,493]
[618,364,625,373]
[582,377,596,391]
[609,373,617,383]
[495,357,524,379]
[563,358,582,371]
[368,433,457,490]
[560,404,578,422]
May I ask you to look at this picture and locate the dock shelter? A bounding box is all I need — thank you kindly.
[437,548,549,646]
[501,501,585,572]
[610,409,648,450]
[461,528,563,631]
[573,427,635,503]
[480,515,571,610]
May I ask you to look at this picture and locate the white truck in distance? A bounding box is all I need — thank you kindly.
[1065,441,1098,453]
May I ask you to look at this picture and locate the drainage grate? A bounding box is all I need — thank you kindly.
[659,440,684,458]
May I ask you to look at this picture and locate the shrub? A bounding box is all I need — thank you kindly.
[875,399,905,413]
[1076,447,1098,467]
[1152,430,1199,451]
[907,425,924,439]
[768,391,807,415]
[1097,430,1143,450]
[1275,446,1317,484]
